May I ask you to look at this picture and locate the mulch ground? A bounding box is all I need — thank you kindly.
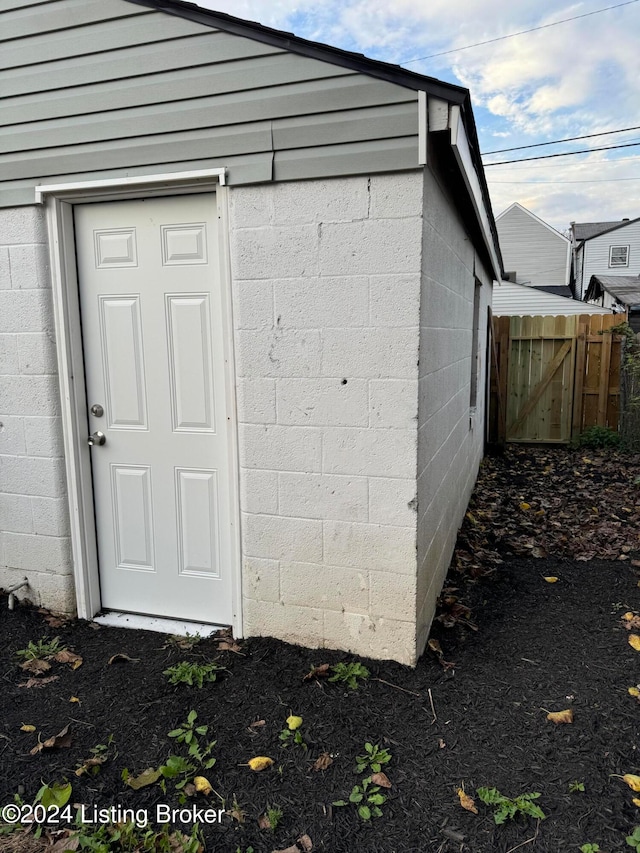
[1,446,640,853]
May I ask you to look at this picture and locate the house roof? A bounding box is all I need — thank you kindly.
[532,285,574,298]
[497,202,570,244]
[127,0,501,277]
[587,274,640,306]
[572,218,640,242]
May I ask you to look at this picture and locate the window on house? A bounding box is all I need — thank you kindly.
[609,245,630,267]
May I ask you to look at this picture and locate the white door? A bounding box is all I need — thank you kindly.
[74,194,235,625]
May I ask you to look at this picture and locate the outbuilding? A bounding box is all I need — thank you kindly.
[0,0,501,665]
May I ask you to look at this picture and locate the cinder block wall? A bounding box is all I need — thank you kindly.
[415,167,492,655]
[229,174,423,664]
[0,207,74,610]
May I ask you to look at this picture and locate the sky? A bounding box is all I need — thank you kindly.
[192,0,640,234]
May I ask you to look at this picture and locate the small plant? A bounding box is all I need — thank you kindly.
[159,754,197,790]
[165,632,202,651]
[235,848,254,853]
[75,737,114,776]
[628,826,640,850]
[167,711,216,770]
[163,660,223,688]
[328,661,370,690]
[476,787,546,825]
[580,844,600,853]
[333,776,387,821]
[16,637,66,661]
[571,425,621,449]
[569,780,586,793]
[264,804,283,832]
[69,820,202,853]
[355,742,391,774]
[279,714,306,750]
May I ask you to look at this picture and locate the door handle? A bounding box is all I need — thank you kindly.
[88,431,106,447]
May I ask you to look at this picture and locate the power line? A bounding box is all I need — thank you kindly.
[484,140,640,166]
[489,176,640,184]
[484,151,640,171]
[401,0,640,63]
[483,125,640,155]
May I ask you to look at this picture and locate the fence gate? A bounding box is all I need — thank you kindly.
[490,314,622,444]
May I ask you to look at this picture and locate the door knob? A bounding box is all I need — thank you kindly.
[90,404,104,417]
[88,431,106,447]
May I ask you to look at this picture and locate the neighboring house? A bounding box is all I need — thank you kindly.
[496,203,571,299]
[493,280,611,317]
[586,275,640,331]
[571,217,640,300]
[0,0,502,666]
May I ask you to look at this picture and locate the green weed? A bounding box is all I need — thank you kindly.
[476,786,546,825]
[355,742,391,774]
[16,637,66,660]
[333,776,387,821]
[163,660,223,688]
[328,661,370,690]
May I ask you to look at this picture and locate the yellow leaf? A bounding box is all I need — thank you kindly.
[69,696,80,704]
[457,788,478,814]
[623,612,635,621]
[629,635,640,651]
[20,724,36,733]
[519,502,531,511]
[624,774,640,792]
[193,776,212,795]
[634,798,640,808]
[547,709,574,724]
[248,756,273,772]
[629,687,640,698]
[544,577,558,583]
[286,715,303,731]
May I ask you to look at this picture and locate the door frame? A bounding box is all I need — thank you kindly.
[35,169,243,635]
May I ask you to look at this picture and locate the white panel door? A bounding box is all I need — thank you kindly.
[74,194,235,624]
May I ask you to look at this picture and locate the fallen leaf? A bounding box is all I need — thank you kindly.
[271,846,299,853]
[20,658,51,675]
[108,653,139,664]
[19,675,59,689]
[547,709,574,724]
[623,612,635,621]
[49,833,80,853]
[543,576,558,583]
[257,813,271,830]
[286,715,303,731]
[247,756,273,772]
[20,724,36,733]
[69,696,80,704]
[54,650,83,669]
[519,502,531,511]
[298,835,313,851]
[428,639,443,657]
[531,546,547,558]
[249,719,266,728]
[629,687,640,698]
[228,805,245,823]
[30,724,72,754]
[634,798,640,808]
[629,635,640,651]
[370,771,391,788]
[183,783,196,797]
[125,767,162,789]
[75,756,106,776]
[193,776,212,795]
[312,752,333,772]
[623,614,640,630]
[457,788,478,814]
[217,640,243,653]
[624,774,640,792]
[438,738,446,749]
[304,663,330,680]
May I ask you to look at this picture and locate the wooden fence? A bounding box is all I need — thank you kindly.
[489,313,623,444]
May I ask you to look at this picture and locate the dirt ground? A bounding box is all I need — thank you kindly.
[1,446,640,853]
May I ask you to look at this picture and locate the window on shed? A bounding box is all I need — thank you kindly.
[609,245,630,267]
[469,278,482,410]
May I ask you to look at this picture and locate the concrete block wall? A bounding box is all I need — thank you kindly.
[415,167,492,655]
[229,174,423,664]
[0,207,74,611]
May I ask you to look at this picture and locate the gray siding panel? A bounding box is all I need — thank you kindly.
[0,0,147,42]
[0,0,420,207]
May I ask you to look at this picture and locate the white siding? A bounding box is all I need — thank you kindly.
[497,203,570,288]
[579,220,640,298]
[493,280,611,316]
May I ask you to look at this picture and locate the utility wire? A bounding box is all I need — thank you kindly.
[489,176,640,184]
[401,0,640,63]
[483,125,640,155]
[484,140,640,166]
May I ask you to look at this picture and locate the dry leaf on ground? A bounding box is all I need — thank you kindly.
[20,724,36,733]
[304,664,330,680]
[629,635,640,651]
[107,653,139,664]
[53,650,83,669]
[312,753,333,772]
[547,709,574,724]
[247,756,273,771]
[30,725,72,754]
[193,776,212,795]
[543,576,558,583]
[623,774,640,792]
[125,767,162,789]
[297,835,313,851]
[457,788,478,814]
[370,772,392,788]
[19,676,59,689]
[20,659,51,675]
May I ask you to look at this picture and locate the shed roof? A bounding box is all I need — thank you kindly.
[586,274,640,306]
[492,280,611,316]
